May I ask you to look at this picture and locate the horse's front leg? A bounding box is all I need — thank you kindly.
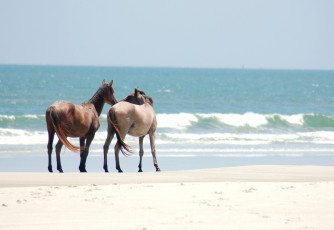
[149,132,160,172]
[103,125,115,172]
[78,137,86,172]
[138,136,145,172]
[55,140,64,173]
[47,130,55,173]
[79,135,92,173]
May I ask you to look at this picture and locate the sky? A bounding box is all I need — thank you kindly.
[0,0,333,70]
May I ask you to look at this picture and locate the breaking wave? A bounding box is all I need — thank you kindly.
[2,113,334,130]
[1,112,334,150]
[156,112,334,130]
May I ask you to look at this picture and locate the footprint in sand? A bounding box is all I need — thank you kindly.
[281,186,295,190]
[243,188,257,193]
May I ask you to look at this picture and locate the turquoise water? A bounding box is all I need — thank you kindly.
[1,65,334,172]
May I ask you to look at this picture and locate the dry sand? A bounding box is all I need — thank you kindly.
[1,165,334,230]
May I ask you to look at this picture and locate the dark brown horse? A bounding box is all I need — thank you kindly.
[46,80,117,173]
[103,88,160,173]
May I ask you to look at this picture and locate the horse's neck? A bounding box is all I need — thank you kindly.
[87,91,105,116]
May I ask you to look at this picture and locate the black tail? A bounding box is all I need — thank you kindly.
[107,110,133,156]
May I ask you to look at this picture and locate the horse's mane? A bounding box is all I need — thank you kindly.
[144,95,154,106]
[81,84,113,106]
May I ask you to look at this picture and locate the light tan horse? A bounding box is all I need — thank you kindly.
[46,80,117,173]
[103,88,160,173]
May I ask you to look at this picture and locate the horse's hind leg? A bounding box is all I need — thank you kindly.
[115,130,128,173]
[149,132,160,172]
[138,136,144,172]
[103,125,115,172]
[47,129,55,173]
[55,140,64,173]
[114,144,123,173]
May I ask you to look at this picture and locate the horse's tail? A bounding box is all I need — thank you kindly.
[48,107,80,153]
[107,110,133,156]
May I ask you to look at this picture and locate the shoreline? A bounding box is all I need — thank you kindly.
[1,165,334,230]
[1,153,334,174]
[1,165,334,188]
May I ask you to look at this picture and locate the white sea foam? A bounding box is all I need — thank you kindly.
[156,89,172,93]
[0,115,15,120]
[157,113,198,129]
[1,112,334,159]
[198,112,268,127]
[0,114,44,120]
[23,114,40,119]
[5,112,329,131]
[279,114,304,125]
[155,112,313,129]
[100,114,107,120]
[2,127,334,146]
[0,128,46,145]
[157,132,302,145]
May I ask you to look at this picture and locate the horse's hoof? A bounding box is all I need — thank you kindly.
[58,168,63,173]
[79,166,87,172]
[156,168,161,172]
[118,170,123,173]
[48,168,53,173]
[138,169,143,173]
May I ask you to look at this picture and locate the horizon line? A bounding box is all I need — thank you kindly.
[0,63,333,72]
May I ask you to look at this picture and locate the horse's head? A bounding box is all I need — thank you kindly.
[102,80,118,105]
[135,88,154,106]
[134,88,146,105]
[122,88,146,105]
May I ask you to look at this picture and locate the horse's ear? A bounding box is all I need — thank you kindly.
[108,80,113,87]
[102,80,106,85]
[135,88,140,95]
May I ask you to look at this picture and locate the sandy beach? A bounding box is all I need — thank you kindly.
[1,165,334,230]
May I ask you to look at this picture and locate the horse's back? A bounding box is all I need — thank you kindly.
[47,100,75,113]
[47,101,95,119]
[110,101,136,117]
[111,101,154,120]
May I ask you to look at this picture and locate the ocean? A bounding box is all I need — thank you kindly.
[1,65,334,172]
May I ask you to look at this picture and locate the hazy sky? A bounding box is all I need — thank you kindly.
[0,0,333,69]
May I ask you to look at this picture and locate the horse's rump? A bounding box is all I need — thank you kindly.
[47,105,80,152]
[107,109,133,155]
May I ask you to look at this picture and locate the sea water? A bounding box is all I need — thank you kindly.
[1,65,334,172]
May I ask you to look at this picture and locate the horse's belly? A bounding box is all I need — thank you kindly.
[128,125,149,137]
